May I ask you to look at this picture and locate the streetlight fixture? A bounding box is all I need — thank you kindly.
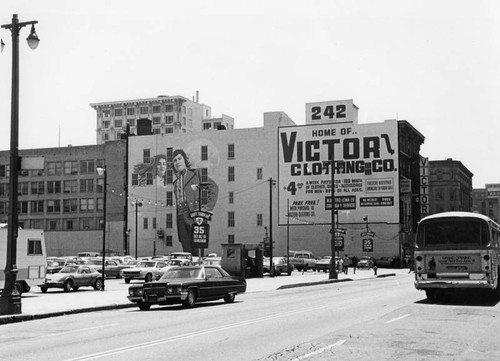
[0,14,40,315]
[97,167,107,291]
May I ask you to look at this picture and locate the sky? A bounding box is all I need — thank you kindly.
[0,0,499,189]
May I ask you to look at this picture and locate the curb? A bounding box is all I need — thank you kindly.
[277,272,397,290]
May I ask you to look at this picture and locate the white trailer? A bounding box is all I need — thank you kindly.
[0,228,47,295]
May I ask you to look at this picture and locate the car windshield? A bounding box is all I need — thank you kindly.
[161,268,202,280]
[60,266,79,273]
[137,261,156,268]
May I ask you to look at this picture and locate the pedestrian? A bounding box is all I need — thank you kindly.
[343,254,350,274]
[352,255,358,274]
[337,257,343,274]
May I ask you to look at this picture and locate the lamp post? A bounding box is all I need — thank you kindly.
[97,167,107,290]
[268,177,276,277]
[326,153,338,280]
[0,14,40,315]
[134,200,143,259]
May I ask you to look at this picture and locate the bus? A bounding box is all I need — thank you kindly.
[414,212,500,301]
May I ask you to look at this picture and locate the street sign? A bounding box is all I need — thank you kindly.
[334,236,344,250]
[191,223,210,249]
[360,231,376,237]
[362,238,373,252]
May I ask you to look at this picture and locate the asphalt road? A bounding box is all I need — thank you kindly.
[2,273,500,361]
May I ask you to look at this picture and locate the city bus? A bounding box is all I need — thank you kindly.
[414,212,500,301]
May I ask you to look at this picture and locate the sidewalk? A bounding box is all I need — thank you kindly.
[0,267,408,325]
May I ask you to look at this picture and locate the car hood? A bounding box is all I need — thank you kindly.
[45,273,70,282]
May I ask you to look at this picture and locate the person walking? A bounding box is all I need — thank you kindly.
[343,255,350,275]
[352,255,358,274]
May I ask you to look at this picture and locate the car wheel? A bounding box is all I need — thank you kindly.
[63,280,73,292]
[94,278,103,290]
[40,286,48,293]
[138,301,151,311]
[73,287,79,291]
[145,273,153,283]
[124,278,130,284]
[15,282,23,296]
[224,293,235,303]
[183,289,197,308]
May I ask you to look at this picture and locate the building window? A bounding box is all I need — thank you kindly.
[229,192,234,204]
[47,220,59,230]
[80,179,94,193]
[0,165,9,177]
[166,191,173,206]
[127,107,135,116]
[257,213,263,227]
[143,217,149,230]
[152,217,157,230]
[80,218,93,230]
[153,116,161,125]
[80,198,95,212]
[63,199,78,213]
[143,149,151,164]
[200,168,208,183]
[228,166,235,182]
[0,201,7,214]
[228,234,235,244]
[228,144,235,160]
[103,121,110,129]
[64,219,75,230]
[63,180,78,193]
[80,160,95,174]
[166,169,173,185]
[203,123,211,130]
[166,213,173,228]
[166,104,173,112]
[30,200,44,214]
[228,211,235,228]
[47,181,61,194]
[140,106,149,115]
[165,127,173,134]
[28,239,43,255]
[18,182,29,195]
[96,198,104,211]
[0,184,9,197]
[47,200,61,213]
[165,235,173,247]
[166,115,174,124]
[153,128,161,135]
[128,119,136,126]
[257,168,263,180]
[47,162,62,176]
[146,172,153,185]
[96,178,104,193]
[132,174,139,186]
[98,218,104,229]
[153,105,162,113]
[64,161,78,175]
[115,119,123,128]
[201,145,208,161]
[18,201,28,214]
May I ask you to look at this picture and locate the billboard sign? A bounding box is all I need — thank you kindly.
[278,120,399,225]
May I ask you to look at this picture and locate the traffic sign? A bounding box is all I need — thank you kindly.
[191,223,210,249]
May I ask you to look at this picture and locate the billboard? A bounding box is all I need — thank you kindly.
[278,120,399,225]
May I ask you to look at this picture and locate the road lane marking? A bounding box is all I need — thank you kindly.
[64,304,333,361]
[292,340,346,360]
[41,323,122,338]
[386,314,410,324]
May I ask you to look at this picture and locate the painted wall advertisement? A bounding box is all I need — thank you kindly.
[278,120,399,225]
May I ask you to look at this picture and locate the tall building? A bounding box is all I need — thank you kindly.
[0,141,126,256]
[428,158,473,214]
[90,94,234,144]
[472,184,500,222]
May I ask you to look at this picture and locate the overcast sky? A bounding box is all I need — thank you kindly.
[1,0,499,188]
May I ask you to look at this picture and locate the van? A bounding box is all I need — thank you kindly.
[0,228,47,295]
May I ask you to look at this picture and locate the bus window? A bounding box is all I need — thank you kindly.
[417,219,489,246]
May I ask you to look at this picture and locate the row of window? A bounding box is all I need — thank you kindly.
[0,160,104,178]
[0,179,104,197]
[16,217,104,232]
[0,198,103,215]
[101,103,189,118]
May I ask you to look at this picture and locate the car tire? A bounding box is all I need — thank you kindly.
[183,289,197,308]
[94,278,103,291]
[224,293,235,303]
[73,287,79,291]
[124,278,130,284]
[40,286,48,293]
[63,280,73,292]
[138,301,151,311]
[145,273,153,283]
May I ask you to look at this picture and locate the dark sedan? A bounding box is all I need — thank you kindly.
[127,266,246,310]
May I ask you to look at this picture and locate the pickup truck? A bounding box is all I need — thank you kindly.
[288,251,317,272]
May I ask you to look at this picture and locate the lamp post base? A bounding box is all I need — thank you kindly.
[0,294,22,315]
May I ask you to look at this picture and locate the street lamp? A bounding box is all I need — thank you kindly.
[133,200,143,259]
[97,167,107,291]
[0,14,40,315]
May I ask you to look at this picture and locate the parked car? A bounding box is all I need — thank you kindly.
[127,265,246,310]
[85,258,122,278]
[263,257,293,275]
[202,256,222,266]
[375,256,398,268]
[39,265,103,292]
[169,252,193,261]
[315,257,333,273]
[121,260,168,283]
[357,256,375,269]
[46,258,68,274]
[288,251,317,272]
[157,259,195,279]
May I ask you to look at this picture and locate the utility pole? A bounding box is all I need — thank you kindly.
[268,177,276,277]
[328,152,338,280]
